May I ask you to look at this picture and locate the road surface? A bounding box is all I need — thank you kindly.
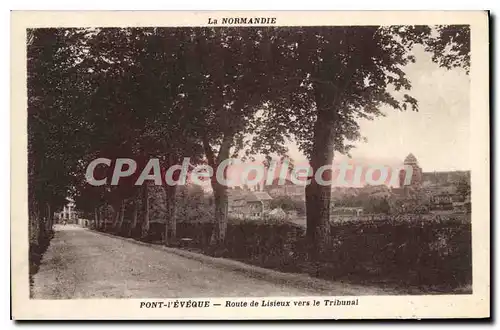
[32,225,329,298]
[32,224,392,299]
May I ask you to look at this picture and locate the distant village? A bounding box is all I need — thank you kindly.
[226,153,471,224]
[56,153,471,226]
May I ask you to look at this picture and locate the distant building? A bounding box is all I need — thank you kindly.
[228,191,273,218]
[399,153,423,188]
[55,198,78,224]
[265,178,305,201]
[422,183,460,212]
[429,192,454,211]
[422,170,471,187]
[391,153,472,214]
[331,206,364,216]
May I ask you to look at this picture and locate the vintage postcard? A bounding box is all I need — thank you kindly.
[11,11,490,320]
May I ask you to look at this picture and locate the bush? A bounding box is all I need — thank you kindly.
[269,196,306,216]
[29,227,54,277]
[100,211,472,291]
[318,219,471,287]
[175,217,471,290]
[142,222,165,242]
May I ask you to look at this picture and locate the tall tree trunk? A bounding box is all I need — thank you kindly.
[94,207,98,229]
[46,203,52,233]
[36,205,45,245]
[211,182,228,244]
[203,134,232,246]
[115,199,125,234]
[306,91,336,262]
[112,203,121,230]
[28,177,37,246]
[129,199,138,237]
[141,185,150,239]
[163,184,177,246]
[96,207,100,229]
[103,204,109,232]
[42,203,48,236]
[305,176,333,261]
[99,206,104,230]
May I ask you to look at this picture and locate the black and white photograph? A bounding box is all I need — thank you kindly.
[11,11,489,320]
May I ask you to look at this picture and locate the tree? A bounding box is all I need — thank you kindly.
[363,197,391,215]
[129,28,205,245]
[455,177,471,202]
[179,28,286,248]
[175,184,213,223]
[29,26,470,262]
[251,25,470,259]
[69,28,150,235]
[27,28,91,251]
[426,25,470,74]
[68,28,205,243]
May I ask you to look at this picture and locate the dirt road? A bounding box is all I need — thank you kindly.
[33,225,336,298]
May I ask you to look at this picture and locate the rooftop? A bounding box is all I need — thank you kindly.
[404,153,418,165]
[246,191,273,202]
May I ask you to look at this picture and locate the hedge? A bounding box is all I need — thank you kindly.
[101,216,471,291]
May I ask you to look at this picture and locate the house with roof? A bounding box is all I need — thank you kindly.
[424,184,461,212]
[228,190,273,218]
[54,197,79,224]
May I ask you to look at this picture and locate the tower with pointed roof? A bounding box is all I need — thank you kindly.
[399,153,423,187]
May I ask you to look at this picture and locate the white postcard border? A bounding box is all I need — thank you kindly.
[10,10,490,320]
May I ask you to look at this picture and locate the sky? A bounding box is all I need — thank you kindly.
[172,43,471,190]
[287,44,471,173]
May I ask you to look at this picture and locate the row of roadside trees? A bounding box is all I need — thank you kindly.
[28,25,469,259]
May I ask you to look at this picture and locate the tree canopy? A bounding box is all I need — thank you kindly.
[28,25,470,255]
